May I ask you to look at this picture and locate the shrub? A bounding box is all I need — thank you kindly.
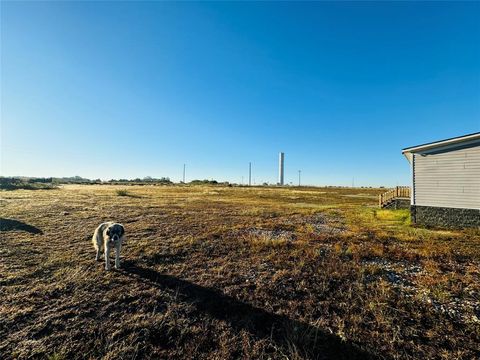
[116,189,129,196]
[189,179,219,185]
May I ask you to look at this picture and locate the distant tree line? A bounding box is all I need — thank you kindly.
[0,177,58,190]
[0,176,173,189]
[189,179,225,185]
[107,176,173,185]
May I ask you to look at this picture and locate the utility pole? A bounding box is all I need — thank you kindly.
[249,162,252,186]
[183,164,186,183]
[298,170,301,186]
[278,152,285,185]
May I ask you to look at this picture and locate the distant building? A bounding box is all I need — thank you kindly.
[402,132,480,228]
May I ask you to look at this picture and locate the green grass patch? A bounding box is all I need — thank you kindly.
[374,209,410,225]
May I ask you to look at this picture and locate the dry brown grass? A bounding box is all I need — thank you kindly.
[1,185,479,359]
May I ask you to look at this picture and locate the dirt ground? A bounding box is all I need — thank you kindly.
[1,185,479,359]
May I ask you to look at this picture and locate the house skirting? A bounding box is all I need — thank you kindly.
[411,205,480,229]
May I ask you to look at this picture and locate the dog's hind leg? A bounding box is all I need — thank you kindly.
[115,243,121,269]
[92,230,102,262]
[95,247,102,262]
[105,243,111,270]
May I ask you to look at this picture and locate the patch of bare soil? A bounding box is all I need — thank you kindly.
[300,213,347,235]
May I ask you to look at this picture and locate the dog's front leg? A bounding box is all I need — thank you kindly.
[115,243,121,269]
[105,244,111,270]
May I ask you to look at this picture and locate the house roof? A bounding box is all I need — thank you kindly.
[402,132,480,162]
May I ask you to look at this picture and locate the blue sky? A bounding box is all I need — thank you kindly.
[1,2,479,186]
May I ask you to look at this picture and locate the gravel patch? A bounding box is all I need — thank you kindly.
[362,257,480,324]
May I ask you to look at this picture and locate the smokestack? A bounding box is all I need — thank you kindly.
[278,152,284,185]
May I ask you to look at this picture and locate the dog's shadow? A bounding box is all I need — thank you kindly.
[121,260,376,359]
[0,218,43,234]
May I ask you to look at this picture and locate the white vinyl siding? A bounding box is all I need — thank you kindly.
[413,144,480,209]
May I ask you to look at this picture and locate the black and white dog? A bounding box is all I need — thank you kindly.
[92,222,125,270]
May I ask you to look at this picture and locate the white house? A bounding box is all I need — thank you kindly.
[402,132,480,228]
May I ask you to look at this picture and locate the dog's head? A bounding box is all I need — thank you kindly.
[105,223,124,243]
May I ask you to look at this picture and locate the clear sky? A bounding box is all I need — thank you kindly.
[1,2,479,186]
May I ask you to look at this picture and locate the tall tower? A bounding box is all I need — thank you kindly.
[278,152,284,185]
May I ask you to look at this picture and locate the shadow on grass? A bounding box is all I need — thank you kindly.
[0,218,43,234]
[122,260,377,360]
[116,190,143,198]
[120,193,144,198]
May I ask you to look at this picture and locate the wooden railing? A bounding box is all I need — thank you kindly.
[379,186,411,208]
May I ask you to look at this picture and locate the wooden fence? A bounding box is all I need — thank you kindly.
[379,186,411,208]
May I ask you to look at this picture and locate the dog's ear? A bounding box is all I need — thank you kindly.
[120,225,125,236]
[106,228,110,236]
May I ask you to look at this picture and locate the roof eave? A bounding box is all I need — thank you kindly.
[402,132,480,154]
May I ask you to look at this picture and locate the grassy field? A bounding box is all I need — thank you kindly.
[1,185,479,359]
